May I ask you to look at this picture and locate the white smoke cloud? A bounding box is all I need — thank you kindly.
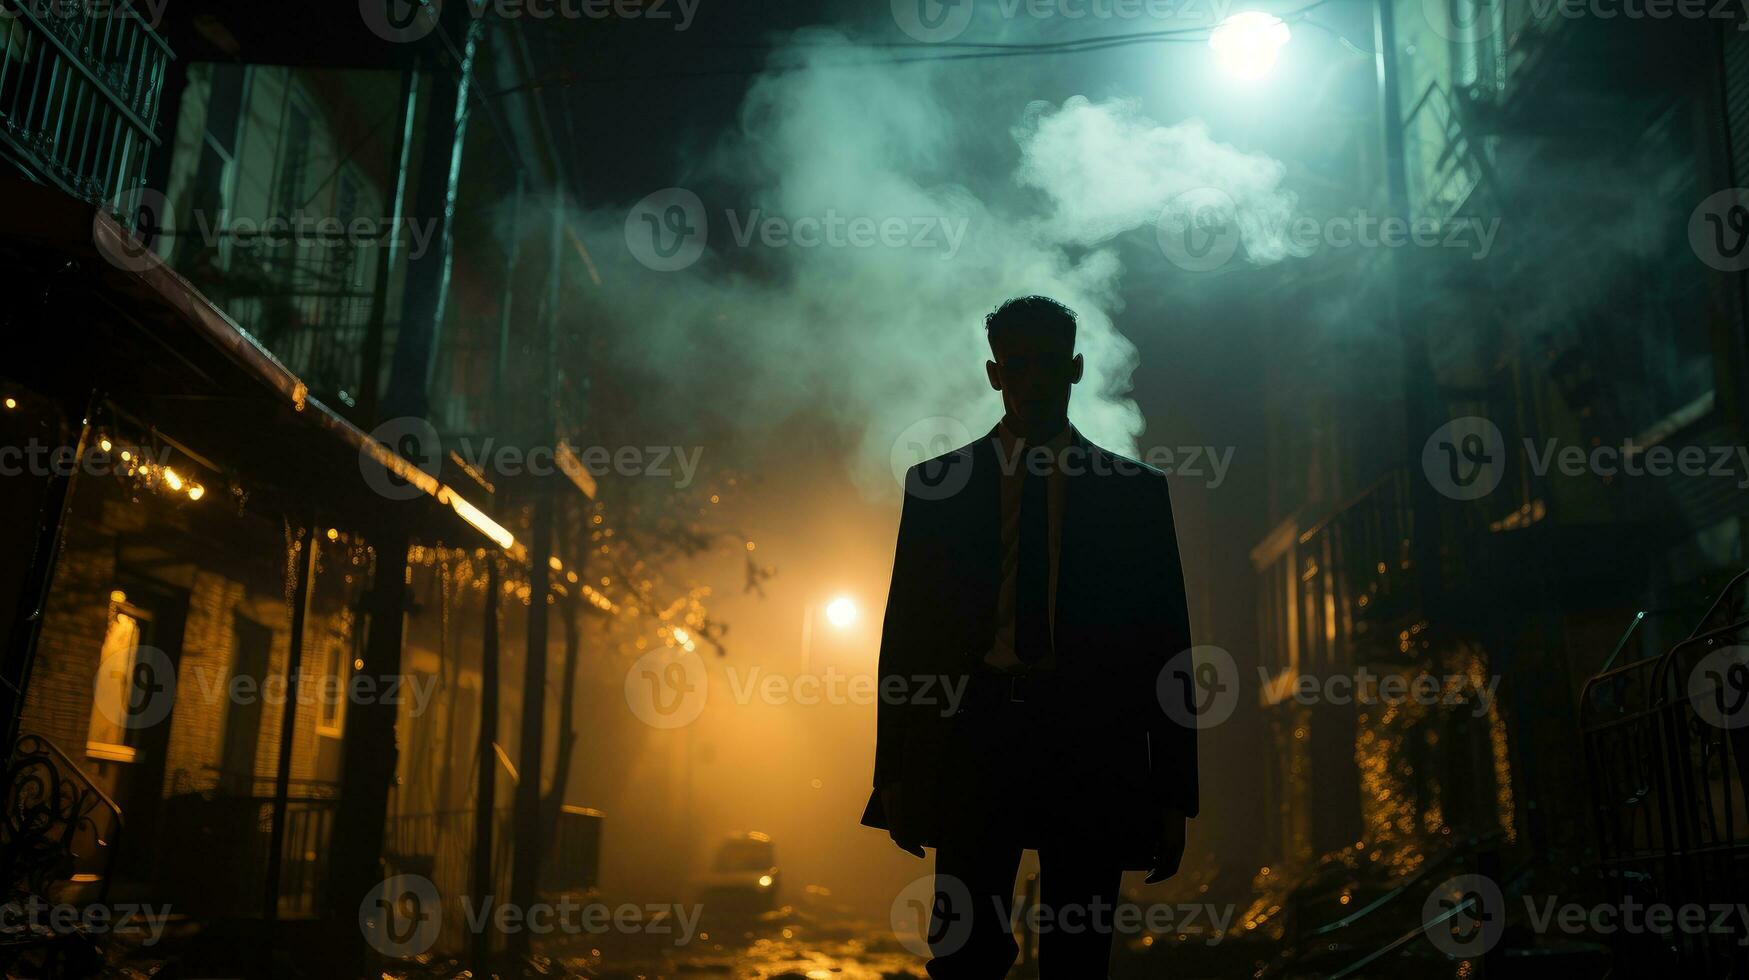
[573,33,1301,499]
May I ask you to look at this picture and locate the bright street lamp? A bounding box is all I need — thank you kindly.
[801,593,861,670]
[1209,11,1292,82]
[824,595,858,629]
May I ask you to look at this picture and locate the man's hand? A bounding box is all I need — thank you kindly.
[1144,808,1187,884]
[881,783,926,858]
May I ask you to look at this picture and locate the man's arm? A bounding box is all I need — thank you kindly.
[873,466,929,788]
[1148,472,1200,819]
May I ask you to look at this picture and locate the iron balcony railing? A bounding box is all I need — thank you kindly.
[0,0,171,211]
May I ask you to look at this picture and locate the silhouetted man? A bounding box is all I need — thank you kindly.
[863,296,1199,979]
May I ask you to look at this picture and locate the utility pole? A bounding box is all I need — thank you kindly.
[329,15,481,972]
[509,192,567,957]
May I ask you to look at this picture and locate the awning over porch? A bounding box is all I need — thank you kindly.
[0,175,516,555]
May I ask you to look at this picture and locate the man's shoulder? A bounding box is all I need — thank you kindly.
[899,437,984,503]
[1078,437,1169,483]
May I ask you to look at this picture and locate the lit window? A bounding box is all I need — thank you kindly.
[86,598,154,763]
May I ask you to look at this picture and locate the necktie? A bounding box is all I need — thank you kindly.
[1016,447,1052,665]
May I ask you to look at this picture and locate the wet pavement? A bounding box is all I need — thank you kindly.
[553,903,929,980]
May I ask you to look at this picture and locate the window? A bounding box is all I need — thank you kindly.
[315,627,352,738]
[86,595,155,763]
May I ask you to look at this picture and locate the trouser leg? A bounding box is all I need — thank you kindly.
[926,839,1025,980]
[1035,845,1125,980]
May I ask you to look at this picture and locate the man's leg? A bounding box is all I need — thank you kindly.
[926,840,1024,980]
[1035,845,1125,979]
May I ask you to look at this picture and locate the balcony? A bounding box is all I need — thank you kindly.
[0,0,171,210]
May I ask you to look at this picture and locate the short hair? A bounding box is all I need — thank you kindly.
[985,295,1077,351]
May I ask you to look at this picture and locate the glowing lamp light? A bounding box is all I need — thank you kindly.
[1209,12,1291,82]
[824,596,858,629]
[757,875,774,888]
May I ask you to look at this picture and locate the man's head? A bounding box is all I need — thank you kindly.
[985,295,1084,439]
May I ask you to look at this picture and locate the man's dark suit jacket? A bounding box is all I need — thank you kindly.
[861,424,1198,869]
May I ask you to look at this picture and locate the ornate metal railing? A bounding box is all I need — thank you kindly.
[0,0,172,211]
[2,733,122,908]
[1582,569,1749,976]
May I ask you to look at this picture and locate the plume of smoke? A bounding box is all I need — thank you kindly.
[572,33,1300,498]
[1016,96,1300,262]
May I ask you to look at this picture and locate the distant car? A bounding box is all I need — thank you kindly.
[697,832,781,913]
